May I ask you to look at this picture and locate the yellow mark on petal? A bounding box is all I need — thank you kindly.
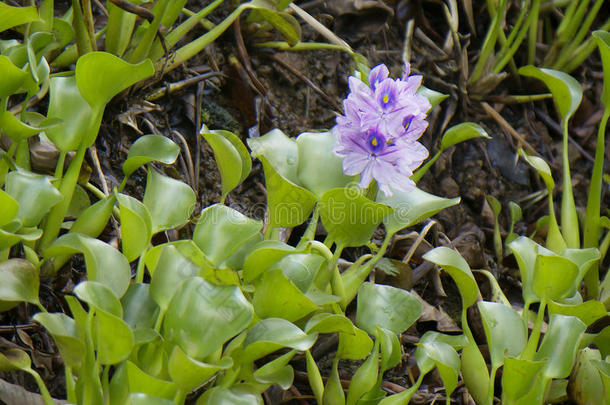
[382,94,389,103]
[371,137,378,146]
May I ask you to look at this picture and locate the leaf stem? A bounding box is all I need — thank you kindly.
[521,299,546,360]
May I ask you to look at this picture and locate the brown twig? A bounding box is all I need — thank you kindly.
[108,0,154,21]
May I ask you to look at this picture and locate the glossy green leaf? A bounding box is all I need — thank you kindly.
[477,301,527,368]
[322,359,345,405]
[518,66,582,122]
[168,346,232,391]
[122,135,180,178]
[127,393,174,405]
[74,281,122,318]
[419,331,469,350]
[76,52,154,111]
[417,85,448,110]
[0,56,28,98]
[0,4,39,34]
[378,187,459,236]
[32,312,84,367]
[117,193,152,262]
[0,259,40,307]
[147,243,202,311]
[346,341,379,405]
[163,277,253,360]
[45,74,97,152]
[461,343,489,405]
[253,6,301,46]
[252,350,295,389]
[532,254,578,300]
[0,112,58,142]
[337,326,374,360]
[0,348,30,371]
[304,313,355,335]
[202,127,252,201]
[66,184,91,219]
[242,241,296,283]
[501,356,546,402]
[121,283,159,330]
[105,1,137,57]
[45,233,131,298]
[440,122,490,151]
[126,361,177,400]
[376,327,401,372]
[240,318,316,363]
[253,268,318,321]
[423,247,479,308]
[548,300,606,326]
[70,194,116,238]
[534,314,586,379]
[143,168,195,234]
[95,308,134,365]
[0,189,18,227]
[5,170,62,227]
[507,236,541,304]
[296,131,355,197]
[319,188,393,247]
[356,282,421,335]
[193,204,262,267]
[417,341,460,397]
[272,252,322,292]
[519,150,554,191]
[306,350,324,403]
[593,359,610,401]
[561,248,601,291]
[248,129,317,227]
[593,31,610,107]
[203,385,264,405]
[570,348,605,405]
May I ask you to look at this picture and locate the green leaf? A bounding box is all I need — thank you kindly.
[75,52,154,111]
[417,86,448,110]
[304,313,355,335]
[32,312,84,367]
[0,56,28,98]
[253,350,295,389]
[532,254,579,301]
[417,341,460,397]
[193,204,262,267]
[126,361,177,400]
[422,247,479,308]
[548,300,606,326]
[248,129,317,228]
[66,184,91,219]
[0,4,39,33]
[253,268,318,322]
[323,360,345,405]
[45,233,131,298]
[253,7,301,46]
[143,168,195,234]
[518,66,582,122]
[163,277,253,360]
[0,348,31,371]
[202,385,264,405]
[0,111,61,142]
[477,301,527,368]
[377,327,401,371]
[121,283,159,330]
[202,127,252,202]
[337,326,373,360]
[122,135,180,178]
[378,187,460,236]
[593,31,610,107]
[440,122,490,151]
[168,346,232,391]
[0,189,18,227]
[95,308,135,365]
[74,281,123,318]
[5,170,62,227]
[240,318,316,363]
[519,149,554,191]
[0,259,40,307]
[319,188,393,247]
[117,193,152,262]
[534,314,586,379]
[242,241,296,283]
[355,282,421,335]
[70,194,116,238]
[507,236,540,304]
[346,341,379,405]
[296,131,355,197]
[501,356,546,402]
[570,348,605,405]
[127,393,175,405]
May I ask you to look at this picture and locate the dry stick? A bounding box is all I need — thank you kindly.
[171,130,196,191]
[289,3,353,52]
[144,71,222,101]
[534,108,595,164]
[195,80,204,198]
[89,146,109,196]
[267,53,342,112]
[233,18,268,96]
[108,0,154,21]
[480,101,542,159]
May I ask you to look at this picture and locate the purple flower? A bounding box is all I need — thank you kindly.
[333,63,430,196]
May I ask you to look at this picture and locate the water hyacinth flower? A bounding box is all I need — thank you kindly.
[333,63,431,196]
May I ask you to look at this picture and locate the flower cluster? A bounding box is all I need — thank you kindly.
[333,63,431,196]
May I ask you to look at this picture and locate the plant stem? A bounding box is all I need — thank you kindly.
[66,366,77,404]
[28,369,55,405]
[521,299,546,360]
[39,146,87,251]
[54,151,66,181]
[135,247,149,283]
[560,118,579,248]
[411,150,441,182]
[298,205,320,247]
